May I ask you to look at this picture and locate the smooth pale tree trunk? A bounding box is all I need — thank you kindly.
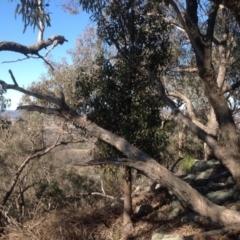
[86,156,240,227]
[15,96,240,226]
[68,114,240,226]
[178,123,186,159]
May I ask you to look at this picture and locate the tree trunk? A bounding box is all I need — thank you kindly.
[123,166,132,226]
[70,115,240,226]
[17,103,240,226]
[178,123,185,159]
[87,157,240,227]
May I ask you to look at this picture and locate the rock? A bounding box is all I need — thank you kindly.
[168,208,182,220]
[233,185,240,200]
[194,168,215,180]
[182,173,195,181]
[167,200,184,219]
[151,233,184,240]
[136,204,153,217]
[190,159,220,173]
[154,211,167,221]
[134,186,141,193]
[170,200,181,208]
[181,212,198,223]
[183,168,216,182]
[226,176,235,185]
[205,190,234,205]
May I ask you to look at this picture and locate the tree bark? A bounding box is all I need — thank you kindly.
[16,103,240,227]
[168,0,240,183]
[123,166,132,226]
[84,157,240,227]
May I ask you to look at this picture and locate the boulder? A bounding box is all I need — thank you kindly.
[205,190,234,205]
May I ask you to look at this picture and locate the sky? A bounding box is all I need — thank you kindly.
[0,0,91,110]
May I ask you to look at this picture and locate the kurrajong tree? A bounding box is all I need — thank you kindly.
[3,0,240,228]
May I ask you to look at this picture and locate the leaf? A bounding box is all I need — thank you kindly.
[15,3,20,19]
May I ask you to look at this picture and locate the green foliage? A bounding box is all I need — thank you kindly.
[180,155,195,174]
[84,57,169,162]
[12,0,51,33]
[75,0,172,162]
[80,0,171,73]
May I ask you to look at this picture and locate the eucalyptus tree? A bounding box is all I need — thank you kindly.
[4,0,240,228]
[28,23,170,228]
[77,0,240,185]
[75,0,171,229]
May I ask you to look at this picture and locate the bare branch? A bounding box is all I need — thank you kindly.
[2,132,85,206]
[170,67,198,73]
[8,70,18,86]
[0,35,68,56]
[168,0,203,60]
[75,157,240,226]
[206,2,219,42]
[35,53,54,70]
[168,90,207,131]
[0,80,62,106]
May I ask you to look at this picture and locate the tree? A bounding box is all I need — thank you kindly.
[3,0,240,228]
[78,0,240,183]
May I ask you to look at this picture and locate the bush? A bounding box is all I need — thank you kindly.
[180,155,195,174]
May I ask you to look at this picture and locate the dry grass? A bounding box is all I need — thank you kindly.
[2,203,240,240]
[1,206,122,240]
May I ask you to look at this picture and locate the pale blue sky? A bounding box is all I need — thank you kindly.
[0,0,91,110]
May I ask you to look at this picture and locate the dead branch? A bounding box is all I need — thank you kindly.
[0,36,68,56]
[168,89,207,131]
[1,133,85,207]
[0,35,67,69]
[74,157,240,226]
[8,70,18,87]
[170,67,198,73]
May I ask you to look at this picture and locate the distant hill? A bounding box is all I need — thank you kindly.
[1,110,20,119]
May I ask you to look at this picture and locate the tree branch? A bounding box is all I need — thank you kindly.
[2,80,240,226]
[115,53,217,151]
[8,70,18,87]
[168,0,203,60]
[170,67,198,73]
[206,2,219,42]
[0,35,68,56]
[75,157,240,226]
[0,78,62,106]
[168,90,207,131]
[2,132,85,206]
